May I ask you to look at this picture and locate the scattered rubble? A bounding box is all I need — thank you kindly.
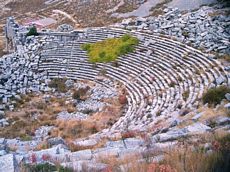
[116,6,230,55]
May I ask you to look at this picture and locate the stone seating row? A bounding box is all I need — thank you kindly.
[36,27,228,131]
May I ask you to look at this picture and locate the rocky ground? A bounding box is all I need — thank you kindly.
[115,5,230,55]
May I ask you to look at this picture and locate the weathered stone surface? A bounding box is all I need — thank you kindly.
[154,128,188,142]
[185,122,211,133]
[225,93,230,101]
[70,149,93,161]
[123,138,144,148]
[224,103,230,109]
[0,150,7,156]
[192,112,203,121]
[93,147,120,158]
[215,116,230,126]
[57,111,88,120]
[216,76,226,85]
[61,160,108,172]
[74,139,98,147]
[34,126,54,139]
[27,144,70,162]
[0,154,20,172]
[47,137,65,146]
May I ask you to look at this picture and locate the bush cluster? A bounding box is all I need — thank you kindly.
[48,78,67,93]
[202,86,230,105]
[81,34,139,63]
[22,163,73,172]
[72,86,90,100]
[26,26,39,36]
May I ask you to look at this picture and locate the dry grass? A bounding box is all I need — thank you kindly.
[67,138,107,152]
[162,131,230,172]
[198,105,229,121]
[0,94,72,139]
[115,1,139,13]
[208,11,222,17]
[35,140,51,151]
[51,119,99,140]
[50,99,122,141]
[0,37,7,57]
[150,0,172,17]
[1,78,124,147]
[163,148,220,172]
[94,131,230,172]
[220,54,230,63]
[177,104,229,129]
[96,152,176,172]
[97,154,150,172]
[5,0,46,14]
[151,9,164,17]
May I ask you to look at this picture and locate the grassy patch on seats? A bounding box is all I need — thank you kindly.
[202,86,230,105]
[81,34,139,63]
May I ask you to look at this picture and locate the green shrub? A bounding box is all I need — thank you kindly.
[22,163,73,172]
[81,34,139,63]
[81,43,91,51]
[202,86,230,105]
[121,34,132,42]
[20,134,32,141]
[27,26,39,36]
[48,78,67,93]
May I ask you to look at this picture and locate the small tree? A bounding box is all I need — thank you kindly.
[27,26,38,36]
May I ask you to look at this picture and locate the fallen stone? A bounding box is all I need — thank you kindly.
[225,93,230,101]
[61,160,108,172]
[215,116,230,126]
[216,76,226,85]
[0,154,21,172]
[47,137,65,146]
[153,128,188,142]
[185,122,211,133]
[123,138,144,148]
[70,149,92,161]
[192,112,203,121]
[93,147,120,158]
[27,144,70,162]
[224,103,230,109]
[74,139,98,147]
[0,111,5,118]
[0,150,7,156]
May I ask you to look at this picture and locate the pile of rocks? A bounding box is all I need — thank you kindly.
[118,6,230,55]
[57,111,88,120]
[76,99,107,113]
[0,36,52,125]
[73,82,117,114]
[57,24,74,32]
[90,84,117,100]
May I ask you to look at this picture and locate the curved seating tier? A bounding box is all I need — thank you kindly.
[37,27,228,132]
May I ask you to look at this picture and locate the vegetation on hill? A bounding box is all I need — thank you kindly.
[26,26,38,37]
[81,34,139,63]
[202,86,230,105]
